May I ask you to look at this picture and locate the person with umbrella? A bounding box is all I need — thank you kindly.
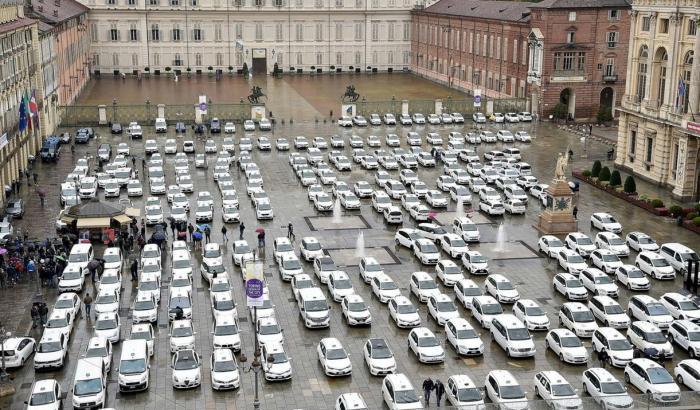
[256,228,265,248]
[87,259,102,283]
[193,230,203,250]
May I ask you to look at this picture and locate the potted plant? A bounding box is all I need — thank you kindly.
[591,160,602,179]
[623,176,636,195]
[186,67,192,77]
[553,103,568,121]
[609,170,621,187]
[242,62,249,78]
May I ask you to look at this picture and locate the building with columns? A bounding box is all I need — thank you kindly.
[0,0,44,204]
[615,0,699,201]
[80,0,425,75]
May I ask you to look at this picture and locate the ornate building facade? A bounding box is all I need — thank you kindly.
[80,0,424,75]
[615,0,699,201]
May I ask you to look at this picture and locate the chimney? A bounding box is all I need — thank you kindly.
[53,9,57,17]
[37,5,43,11]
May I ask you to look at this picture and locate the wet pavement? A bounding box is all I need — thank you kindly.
[1,116,699,410]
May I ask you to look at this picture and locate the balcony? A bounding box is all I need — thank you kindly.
[603,74,618,83]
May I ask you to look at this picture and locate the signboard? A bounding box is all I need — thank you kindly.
[251,106,266,121]
[245,260,264,307]
[687,121,700,135]
[252,48,266,59]
[0,133,7,150]
[473,89,481,108]
[198,95,208,114]
[341,104,356,117]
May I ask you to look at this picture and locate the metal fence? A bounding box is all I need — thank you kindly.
[61,105,101,127]
[355,97,527,117]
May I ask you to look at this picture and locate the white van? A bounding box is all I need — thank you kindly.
[78,177,98,199]
[60,182,79,206]
[68,244,94,272]
[502,148,521,161]
[659,243,699,277]
[118,339,150,392]
[297,287,330,328]
[72,357,107,409]
[513,162,532,176]
[155,118,167,133]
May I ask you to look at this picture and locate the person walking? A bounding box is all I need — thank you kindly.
[434,379,445,406]
[31,304,40,329]
[287,223,295,241]
[130,259,138,281]
[221,225,228,244]
[204,226,211,244]
[257,230,265,248]
[170,220,176,236]
[239,222,245,240]
[26,258,36,282]
[422,378,435,406]
[598,348,608,368]
[83,293,93,319]
[33,172,38,185]
[187,223,195,242]
[38,302,48,325]
[573,205,578,220]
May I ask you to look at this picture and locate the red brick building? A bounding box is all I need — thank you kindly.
[411,0,631,121]
[528,0,631,120]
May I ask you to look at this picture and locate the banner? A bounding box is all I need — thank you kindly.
[473,89,482,108]
[245,260,264,307]
[198,95,208,115]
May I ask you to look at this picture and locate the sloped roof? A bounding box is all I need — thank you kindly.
[28,0,88,25]
[529,0,630,9]
[421,0,532,23]
[0,17,35,35]
[66,200,124,219]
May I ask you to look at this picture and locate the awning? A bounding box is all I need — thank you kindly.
[60,215,76,224]
[113,214,132,225]
[125,207,141,218]
[76,217,111,228]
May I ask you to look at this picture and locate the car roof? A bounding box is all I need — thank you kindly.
[592,295,618,306]
[562,302,589,311]
[431,293,451,302]
[673,320,700,331]
[596,327,624,338]
[33,379,57,391]
[131,323,151,332]
[556,272,577,280]
[568,232,589,238]
[631,294,657,303]
[633,320,661,331]
[551,328,576,338]
[411,327,435,338]
[411,271,432,280]
[213,348,234,361]
[587,367,616,380]
[488,370,518,384]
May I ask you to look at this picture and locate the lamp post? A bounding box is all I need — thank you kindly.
[241,258,266,409]
[0,324,11,383]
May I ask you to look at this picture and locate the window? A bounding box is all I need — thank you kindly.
[112,53,119,66]
[132,53,138,66]
[512,38,517,63]
[128,0,136,5]
[403,22,409,41]
[315,0,322,6]
[109,26,119,42]
[672,143,679,177]
[129,24,138,41]
[629,130,636,155]
[567,31,575,44]
[355,51,361,65]
[659,18,669,34]
[604,58,614,76]
[276,23,284,42]
[354,23,363,41]
[149,0,158,5]
[645,137,653,163]
[193,25,203,41]
[191,0,198,5]
[195,53,202,66]
[316,52,322,65]
[637,46,648,100]
[355,0,362,7]
[234,0,243,5]
[607,32,618,48]
[388,0,394,5]
[403,50,410,64]
[216,53,223,66]
[335,23,342,41]
[91,23,98,42]
[656,49,668,104]
[568,12,576,22]
[235,52,242,66]
[608,10,619,21]
[170,0,179,5]
[255,23,263,41]
[475,33,479,55]
[235,23,242,39]
[295,0,301,5]
[296,53,302,65]
[388,51,393,64]
[336,52,342,65]
[372,50,377,64]
[689,19,697,36]
[371,22,379,41]
[335,0,342,6]
[371,0,377,7]
[296,24,303,41]
[254,0,263,6]
[107,0,116,5]
[151,24,160,41]
[93,53,100,66]
[153,53,160,66]
[388,22,394,41]
[578,52,585,70]
[172,26,182,41]
[215,23,222,42]
[174,53,183,66]
[642,16,651,31]
[678,52,693,112]
[315,23,323,41]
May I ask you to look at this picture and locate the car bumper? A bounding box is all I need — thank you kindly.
[119,380,148,392]
[173,379,201,389]
[347,315,372,326]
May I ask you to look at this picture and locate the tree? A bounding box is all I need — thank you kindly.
[623,175,636,194]
[597,105,613,123]
[599,166,611,182]
[553,103,569,119]
[242,62,249,77]
[609,170,622,186]
[591,160,602,178]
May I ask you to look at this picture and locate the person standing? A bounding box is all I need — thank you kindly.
[573,205,578,220]
[31,304,40,329]
[170,220,176,236]
[83,293,93,319]
[33,173,38,185]
[38,303,48,325]
[130,259,138,281]
[221,225,228,244]
[204,226,211,244]
[598,348,608,368]
[434,379,445,406]
[239,222,245,240]
[422,378,434,406]
[287,223,295,241]
[26,258,36,282]
[187,223,195,242]
[38,190,45,206]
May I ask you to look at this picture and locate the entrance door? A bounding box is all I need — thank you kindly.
[252,48,267,75]
[600,87,614,118]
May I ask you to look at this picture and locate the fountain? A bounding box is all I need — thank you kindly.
[456,197,464,220]
[355,231,366,258]
[494,223,507,253]
[332,199,343,224]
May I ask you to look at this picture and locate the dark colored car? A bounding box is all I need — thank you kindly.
[175,122,187,133]
[58,132,71,144]
[5,199,24,218]
[194,124,206,134]
[77,128,95,138]
[210,118,221,133]
[111,123,123,134]
[75,130,90,144]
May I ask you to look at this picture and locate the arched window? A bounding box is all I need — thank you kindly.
[654,47,668,105]
[678,51,693,112]
[636,45,648,101]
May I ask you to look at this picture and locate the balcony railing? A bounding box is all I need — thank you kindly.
[552,70,586,77]
[603,74,618,82]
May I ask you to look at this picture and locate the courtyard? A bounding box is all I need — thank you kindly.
[0,75,698,410]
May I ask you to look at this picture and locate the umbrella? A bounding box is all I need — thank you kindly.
[87,259,102,271]
[36,187,46,196]
[255,228,265,233]
[427,212,437,221]
[193,232,203,240]
[54,255,66,262]
[152,231,166,241]
[197,224,211,231]
[0,248,7,255]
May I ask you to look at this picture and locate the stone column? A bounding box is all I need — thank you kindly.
[662,12,682,110]
[643,13,658,104]
[688,16,700,116]
[626,11,639,101]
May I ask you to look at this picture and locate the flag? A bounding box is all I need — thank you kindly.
[23,92,32,132]
[29,90,39,129]
[17,97,28,133]
[677,79,686,110]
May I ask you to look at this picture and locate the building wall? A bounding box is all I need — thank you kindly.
[410,12,530,99]
[81,0,420,74]
[615,0,700,201]
[56,15,91,106]
[39,30,59,136]
[528,5,630,121]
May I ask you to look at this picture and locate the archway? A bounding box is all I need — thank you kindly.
[600,87,614,119]
[559,88,576,119]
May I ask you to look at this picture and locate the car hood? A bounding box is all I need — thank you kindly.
[602,394,633,408]
[173,368,200,380]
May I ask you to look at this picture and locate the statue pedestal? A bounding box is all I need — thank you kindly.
[534,179,577,236]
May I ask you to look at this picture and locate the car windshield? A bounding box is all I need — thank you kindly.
[214,359,237,372]
[686,331,700,342]
[173,259,191,269]
[500,385,526,400]
[142,264,160,274]
[678,301,699,311]
[74,379,102,396]
[601,382,626,394]
[376,196,390,204]
[561,336,582,347]
[120,358,147,375]
[215,324,239,336]
[172,326,193,337]
[604,305,624,315]
[456,387,481,402]
[572,311,594,322]
[482,303,503,315]
[172,278,190,287]
[565,279,581,289]
[645,331,667,343]
[525,307,545,316]
[647,303,669,316]
[304,242,321,251]
[417,336,439,347]
[463,287,482,296]
[215,299,235,311]
[626,269,645,278]
[170,296,191,309]
[86,347,107,358]
[379,281,398,290]
[551,383,576,397]
[507,328,531,341]
[568,255,585,263]
[420,243,438,253]
[637,237,654,244]
[419,280,437,289]
[647,368,673,384]
[47,317,68,328]
[326,348,348,360]
[305,300,328,312]
[346,301,367,312]
[650,258,670,267]
[456,328,478,339]
[103,253,120,263]
[282,259,301,270]
[139,281,158,291]
[397,304,417,314]
[371,346,393,359]
[38,341,62,353]
[320,260,337,270]
[602,254,620,262]
[595,275,613,284]
[134,300,155,311]
[681,252,699,261]
[30,391,55,405]
[470,255,487,263]
[334,279,353,289]
[95,319,117,330]
[174,354,199,370]
[609,339,633,350]
[496,281,514,290]
[61,270,82,280]
[197,205,210,213]
[211,282,229,292]
[608,238,625,246]
[131,331,151,341]
[101,274,119,284]
[68,253,88,263]
[437,301,456,312]
[259,323,281,335]
[576,237,593,246]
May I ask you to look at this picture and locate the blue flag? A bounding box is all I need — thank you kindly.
[18,98,28,132]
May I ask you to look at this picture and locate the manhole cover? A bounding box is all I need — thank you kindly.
[239,317,248,323]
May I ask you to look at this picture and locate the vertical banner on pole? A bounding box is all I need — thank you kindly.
[473,89,482,108]
[245,260,264,307]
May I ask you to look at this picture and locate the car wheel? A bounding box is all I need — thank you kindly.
[558,317,563,326]
[535,386,541,398]
[506,348,511,358]
[605,320,610,327]
[690,349,697,359]
[582,383,588,394]
[544,339,550,349]
[559,353,564,362]
[677,375,684,385]
[668,334,675,344]
[624,373,630,384]
[627,283,632,290]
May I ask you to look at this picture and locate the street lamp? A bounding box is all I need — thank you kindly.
[239,346,273,409]
[0,324,11,383]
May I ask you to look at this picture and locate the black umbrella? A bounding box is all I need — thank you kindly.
[87,259,102,271]
[152,231,166,242]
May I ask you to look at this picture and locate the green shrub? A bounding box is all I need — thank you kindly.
[582,170,592,177]
[591,161,602,178]
[693,217,700,226]
[650,198,665,208]
[623,176,636,194]
[597,105,613,123]
[696,203,700,213]
[242,62,249,77]
[599,166,611,182]
[553,103,569,119]
[687,212,698,220]
[669,205,683,217]
[609,170,622,186]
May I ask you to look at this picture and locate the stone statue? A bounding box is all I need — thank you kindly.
[554,153,568,180]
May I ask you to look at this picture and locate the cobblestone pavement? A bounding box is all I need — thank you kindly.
[1,118,698,410]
